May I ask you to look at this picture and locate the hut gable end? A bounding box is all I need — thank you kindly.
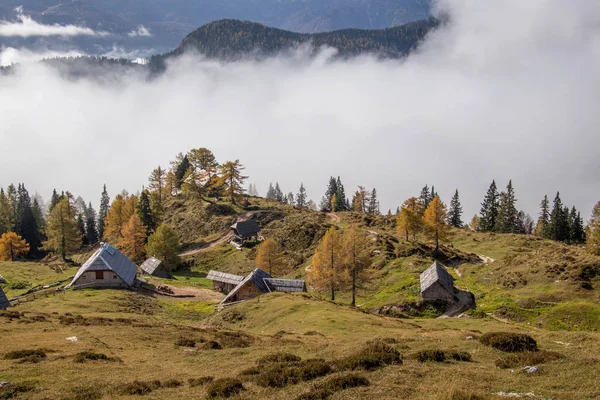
[420,262,455,301]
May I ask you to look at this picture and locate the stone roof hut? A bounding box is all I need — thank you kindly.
[68,243,138,289]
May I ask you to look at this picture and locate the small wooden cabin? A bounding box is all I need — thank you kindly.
[220,268,307,305]
[67,243,138,289]
[140,257,171,279]
[0,287,9,310]
[230,220,262,246]
[206,270,244,294]
[420,261,456,302]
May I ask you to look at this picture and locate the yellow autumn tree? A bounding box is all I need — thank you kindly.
[341,225,372,307]
[308,227,346,301]
[217,160,247,204]
[44,198,81,260]
[256,238,286,276]
[396,197,423,241]
[587,201,600,255]
[423,195,449,252]
[119,214,147,262]
[103,194,138,243]
[0,232,30,261]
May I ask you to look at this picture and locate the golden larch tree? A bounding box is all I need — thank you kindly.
[44,198,81,261]
[103,194,138,243]
[255,238,286,276]
[119,214,147,262]
[396,197,423,241]
[0,232,30,261]
[341,225,372,307]
[423,195,449,252]
[587,201,600,255]
[218,160,248,204]
[308,227,346,301]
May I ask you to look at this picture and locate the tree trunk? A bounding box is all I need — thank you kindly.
[331,285,335,301]
[351,267,356,307]
[435,228,439,252]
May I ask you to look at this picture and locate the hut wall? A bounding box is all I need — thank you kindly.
[235,281,263,301]
[72,270,128,289]
[212,281,238,294]
[421,282,454,302]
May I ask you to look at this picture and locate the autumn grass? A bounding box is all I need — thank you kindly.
[0,261,79,297]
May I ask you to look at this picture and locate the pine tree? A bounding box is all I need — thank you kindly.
[148,166,166,219]
[146,225,180,269]
[274,183,284,202]
[137,190,155,239]
[448,189,463,228]
[0,232,30,261]
[174,155,191,188]
[266,183,277,200]
[296,183,307,208]
[49,189,61,212]
[44,198,81,260]
[423,196,449,252]
[341,225,371,307]
[255,238,286,276]
[335,177,349,211]
[98,185,110,240]
[308,227,345,301]
[218,160,248,204]
[0,189,12,236]
[15,184,40,255]
[497,180,518,233]
[536,195,551,237]
[549,192,569,242]
[568,206,585,244]
[76,213,87,245]
[420,185,431,210]
[286,192,294,206]
[85,202,99,245]
[367,189,379,215]
[321,177,338,212]
[119,214,147,262]
[479,180,499,232]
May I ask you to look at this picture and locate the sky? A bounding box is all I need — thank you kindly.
[0,0,599,221]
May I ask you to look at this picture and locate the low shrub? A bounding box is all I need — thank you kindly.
[214,331,252,348]
[120,380,161,396]
[0,383,36,399]
[0,311,21,319]
[238,367,261,377]
[450,351,472,362]
[4,349,46,360]
[450,390,489,400]
[188,376,214,387]
[480,332,538,352]
[74,352,119,363]
[63,385,104,400]
[162,379,183,388]
[338,341,401,371]
[202,341,223,350]
[254,359,333,388]
[495,350,563,369]
[175,338,196,347]
[206,378,244,398]
[297,373,370,400]
[416,350,446,362]
[257,353,301,365]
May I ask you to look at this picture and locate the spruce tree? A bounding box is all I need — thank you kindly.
[98,185,110,240]
[77,213,87,245]
[85,202,99,245]
[0,189,12,235]
[31,197,46,248]
[266,183,277,200]
[419,185,431,210]
[335,177,349,211]
[137,190,155,239]
[367,188,379,215]
[479,180,499,232]
[549,192,569,241]
[322,177,338,212]
[49,189,61,212]
[286,192,295,206]
[175,155,191,188]
[274,183,284,202]
[15,184,40,255]
[296,183,307,208]
[536,195,550,238]
[497,180,518,233]
[448,189,463,228]
[568,206,585,244]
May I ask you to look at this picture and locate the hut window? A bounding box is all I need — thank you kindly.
[113,275,117,279]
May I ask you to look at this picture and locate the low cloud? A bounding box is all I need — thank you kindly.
[127,25,152,37]
[0,47,83,66]
[0,0,599,220]
[0,10,109,37]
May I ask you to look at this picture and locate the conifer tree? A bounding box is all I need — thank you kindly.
[120,214,147,262]
[49,189,61,212]
[103,194,125,242]
[0,232,30,261]
[308,227,345,301]
[448,189,463,228]
[137,190,155,239]
[367,189,379,215]
[174,155,191,188]
[44,198,80,260]
[321,177,338,212]
[341,225,371,307]
[31,197,45,246]
[396,197,423,241]
[188,148,218,180]
[266,183,277,200]
[431,186,437,201]
[148,166,166,219]
[420,185,431,210]
[549,192,569,241]
[217,160,248,204]
[146,225,180,269]
[98,185,110,240]
[330,193,338,213]
[423,196,449,252]
[286,192,294,206]
[497,180,518,233]
[255,238,286,276]
[85,202,99,245]
[296,183,307,208]
[587,202,600,254]
[274,183,284,202]
[479,180,499,232]
[335,177,349,211]
[76,213,87,245]
[0,189,12,235]
[15,184,40,254]
[351,191,362,212]
[536,195,550,237]
[470,214,480,231]
[568,206,585,244]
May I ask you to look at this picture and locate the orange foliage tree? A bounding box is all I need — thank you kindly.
[308,227,346,301]
[0,232,30,261]
[256,238,286,276]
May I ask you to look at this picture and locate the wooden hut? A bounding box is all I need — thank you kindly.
[220,268,307,305]
[140,257,171,279]
[206,270,244,294]
[419,261,456,302]
[230,220,262,247]
[0,287,9,310]
[67,243,138,289]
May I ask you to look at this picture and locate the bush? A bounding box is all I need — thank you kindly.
[297,373,370,400]
[480,332,538,352]
[63,385,104,400]
[416,350,446,362]
[0,383,36,399]
[206,378,244,398]
[495,350,563,369]
[450,390,488,400]
[4,349,46,360]
[254,359,333,388]
[74,352,119,363]
[257,353,302,365]
[188,376,214,387]
[214,331,252,348]
[202,341,223,350]
[175,338,196,347]
[338,341,401,371]
[162,379,183,388]
[450,351,472,362]
[120,380,161,396]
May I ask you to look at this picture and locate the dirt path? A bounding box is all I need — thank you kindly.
[148,281,224,302]
[179,211,260,257]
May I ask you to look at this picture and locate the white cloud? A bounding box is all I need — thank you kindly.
[127,25,152,37]
[0,46,84,66]
[0,0,599,220]
[0,11,109,37]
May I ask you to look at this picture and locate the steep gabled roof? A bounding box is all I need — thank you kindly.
[264,278,306,293]
[0,287,9,310]
[140,257,163,275]
[69,243,137,287]
[420,261,454,293]
[206,270,245,285]
[231,220,260,238]
[221,268,272,304]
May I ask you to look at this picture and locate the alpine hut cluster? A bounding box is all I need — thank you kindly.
[207,268,306,305]
[419,261,456,302]
[68,243,138,289]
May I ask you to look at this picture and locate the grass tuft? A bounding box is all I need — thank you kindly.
[338,341,401,371]
[73,351,120,363]
[480,332,538,352]
[120,380,161,396]
[188,376,214,387]
[4,349,46,360]
[257,353,302,365]
[495,350,563,369]
[206,378,244,398]
[296,373,370,400]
